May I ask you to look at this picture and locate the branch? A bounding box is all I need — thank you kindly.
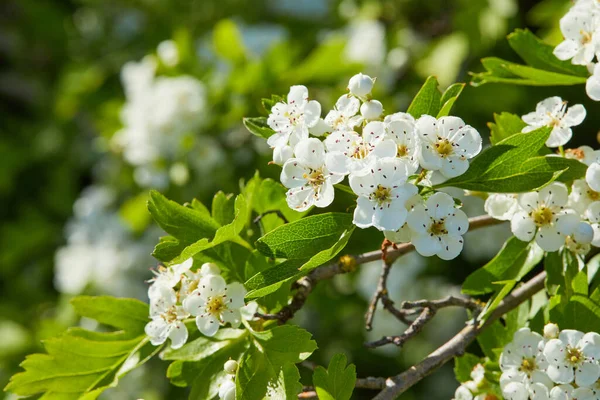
[372,271,547,400]
[258,215,503,323]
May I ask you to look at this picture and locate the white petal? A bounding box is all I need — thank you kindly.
[363,121,386,143]
[580,332,600,358]
[226,282,246,309]
[325,151,350,175]
[537,96,564,114]
[513,328,544,358]
[412,233,442,257]
[353,196,375,228]
[574,361,600,387]
[452,126,482,157]
[373,205,407,232]
[536,225,565,252]
[314,181,335,208]
[336,95,360,116]
[425,192,456,217]
[440,157,469,178]
[560,329,585,348]
[554,40,580,60]
[546,127,572,148]
[437,235,464,260]
[370,139,398,159]
[586,75,600,101]
[286,185,315,212]
[406,207,430,233]
[485,194,519,221]
[287,85,308,104]
[294,138,325,169]
[563,104,586,126]
[503,382,529,400]
[281,160,308,189]
[201,274,227,296]
[182,290,206,316]
[546,363,574,384]
[418,146,443,171]
[196,314,220,337]
[572,388,595,400]
[555,212,580,235]
[445,209,469,236]
[539,182,568,207]
[303,100,321,127]
[145,318,170,345]
[544,338,567,362]
[511,212,536,242]
[586,163,600,192]
[168,321,188,349]
[549,385,574,400]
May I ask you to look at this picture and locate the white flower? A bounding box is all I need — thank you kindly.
[380,113,420,173]
[573,386,600,400]
[565,146,600,166]
[272,145,293,166]
[500,328,551,390]
[348,73,375,98]
[324,129,397,175]
[349,158,417,231]
[587,162,600,192]
[453,385,474,400]
[218,379,236,400]
[178,262,221,301]
[149,258,193,292]
[145,285,189,349]
[545,323,560,340]
[586,201,600,246]
[510,183,580,252]
[484,193,520,221]
[360,100,383,120]
[554,9,600,65]
[587,63,600,101]
[267,85,321,148]
[324,95,361,131]
[280,138,345,212]
[521,97,586,147]
[309,118,331,137]
[415,115,482,179]
[406,192,469,260]
[157,40,179,67]
[543,329,600,386]
[569,179,600,215]
[183,274,246,337]
[550,384,574,400]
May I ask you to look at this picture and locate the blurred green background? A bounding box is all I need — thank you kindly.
[1,0,597,399]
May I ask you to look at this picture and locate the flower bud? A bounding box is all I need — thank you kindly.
[544,323,559,339]
[348,73,375,97]
[360,100,383,120]
[573,221,594,244]
[273,145,293,165]
[224,360,239,375]
[200,263,221,276]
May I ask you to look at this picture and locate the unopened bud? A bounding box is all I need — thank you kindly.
[200,263,221,276]
[224,360,238,375]
[360,100,383,120]
[348,73,375,98]
[544,323,559,339]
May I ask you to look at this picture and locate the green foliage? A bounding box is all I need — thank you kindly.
[5,297,155,399]
[243,117,276,139]
[213,19,246,64]
[438,83,465,118]
[236,325,317,400]
[488,112,527,145]
[453,353,481,383]
[407,76,465,119]
[463,237,543,295]
[312,353,356,400]
[438,127,586,192]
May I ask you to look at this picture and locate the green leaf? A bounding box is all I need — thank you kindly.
[243,117,276,139]
[313,353,356,400]
[5,297,155,399]
[471,57,588,87]
[507,29,589,77]
[255,213,353,259]
[488,112,527,145]
[454,353,481,383]
[213,19,246,63]
[438,127,573,192]
[162,328,247,362]
[170,194,250,263]
[463,237,543,295]
[407,76,442,118]
[437,83,465,118]
[212,192,235,226]
[237,325,317,400]
[261,95,285,113]
[246,226,354,299]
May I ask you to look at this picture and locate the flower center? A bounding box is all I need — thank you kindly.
[428,220,447,236]
[303,168,326,188]
[162,307,179,323]
[520,357,537,374]
[581,30,593,45]
[397,144,409,157]
[566,346,584,365]
[205,296,227,316]
[371,185,392,206]
[531,207,553,227]
[351,142,371,159]
[434,138,453,157]
[566,148,585,160]
[588,189,600,201]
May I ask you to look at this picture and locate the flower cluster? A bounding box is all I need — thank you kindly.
[219,360,238,400]
[267,74,482,260]
[499,323,600,400]
[554,0,600,101]
[145,259,247,349]
[452,364,497,400]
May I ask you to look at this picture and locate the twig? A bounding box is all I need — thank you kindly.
[257,215,503,323]
[365,260,394,330]
[372,271,547,400]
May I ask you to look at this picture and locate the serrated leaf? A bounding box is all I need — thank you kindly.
[245,227,354,299]
[407,76,442,118]
[313,353,356,400]
[5,297,155,399]
[489,112,527,145]
[438,127,575,192]
[243,117,276,139]
[213,19,246,63]
[437,83,465,118]
[507,29,589,77]
[255,213,353,259]
[212,191,235,226]
[463,238,543,295]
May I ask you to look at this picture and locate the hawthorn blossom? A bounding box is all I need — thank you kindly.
[406,192,469,260]
[452,364,494,400]
[360,99,383,120]
[272,145,294,166]
[324,130,397,175]
[415,115,482,179]
[565,146,600,166]
[183,274,246,337]
[586,201,600,246]
[281,138,344,211]
[569,179,600,214]
[484,193,520,221]
[554,9,600,65]
[380,113,420,173]
[348,73,375,98]
[267,85,321,148]
[149,258,193,291]
[178,262,221,301]
[543,329,600,387]
[145,284,189,349]
[587,162,600,192]
[587,63,600,101]
[510,183,580,252]
[349,158,417,231]
[218,379,236,400]
[324,95,361,131]
[521,97,586,148]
